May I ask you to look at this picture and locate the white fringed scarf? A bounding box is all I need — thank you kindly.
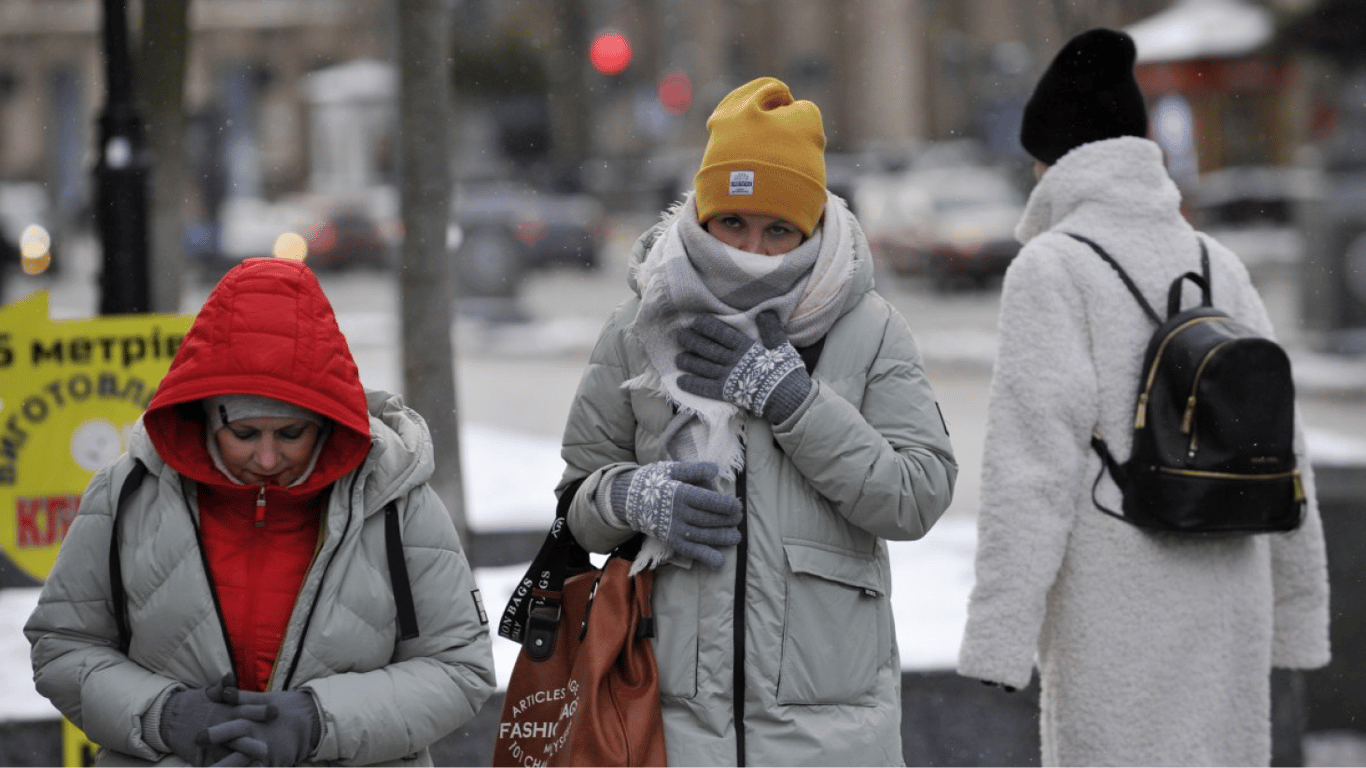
[625,192,859,479]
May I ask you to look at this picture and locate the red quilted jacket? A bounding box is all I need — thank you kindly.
[143,258,372,691]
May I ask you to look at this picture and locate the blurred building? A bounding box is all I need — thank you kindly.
[0,0,391,241]
[0,0,1323,239]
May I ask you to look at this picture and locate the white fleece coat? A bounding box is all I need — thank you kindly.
[957,137,1330,767]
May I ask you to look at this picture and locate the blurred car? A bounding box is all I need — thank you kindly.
[449,182,607,297]
[856,165,1024,289]
[191,193,396,278]
[304,208,391,271]
[193,195,317,277]
[1191,165,1321,271]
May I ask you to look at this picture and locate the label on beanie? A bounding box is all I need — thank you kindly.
[728,170,755,196]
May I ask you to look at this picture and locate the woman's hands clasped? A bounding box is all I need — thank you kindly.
[157,674,321,766]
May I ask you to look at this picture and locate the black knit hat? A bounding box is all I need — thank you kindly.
[1020,28,1149,165]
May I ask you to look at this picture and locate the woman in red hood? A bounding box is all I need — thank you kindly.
[27,258,496,766]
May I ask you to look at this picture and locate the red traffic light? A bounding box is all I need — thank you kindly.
[659,69,693,115]
[590,30,632,76]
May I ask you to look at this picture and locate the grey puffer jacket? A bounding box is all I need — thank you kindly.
[26,390,496,766]
[558,204,958,766]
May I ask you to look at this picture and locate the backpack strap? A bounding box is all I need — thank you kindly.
[384,499,420,641]
[1066,233,1161,324]
[1166,240,1214,315]
[112,465,420,650]
[1071,234,1216,525]
[1088,433,1131,523]
[110,459,149,655]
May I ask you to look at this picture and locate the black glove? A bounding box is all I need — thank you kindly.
[157,674,266,765]
[609,461,743,568]
[676,311,812,425]
[198,687,322,767]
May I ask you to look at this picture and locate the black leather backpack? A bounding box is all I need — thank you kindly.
[1069,233,1305,536]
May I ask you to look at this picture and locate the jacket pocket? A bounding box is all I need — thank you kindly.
[650,562,700,700]
[777,542,887,706]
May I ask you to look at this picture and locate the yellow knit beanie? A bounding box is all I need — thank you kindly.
[694,77,827,238]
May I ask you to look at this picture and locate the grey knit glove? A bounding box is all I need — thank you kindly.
[676,311,812,424]
[198,687,321,767]
[151,674,261,765]
[609,461,743,568]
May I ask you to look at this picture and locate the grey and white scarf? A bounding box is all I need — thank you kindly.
[624,192,859,479]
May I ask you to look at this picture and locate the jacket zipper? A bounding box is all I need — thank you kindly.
[1134,316,1220,429]
[184,481,240,684]
[280,479,348,689]
[732,463,748,767]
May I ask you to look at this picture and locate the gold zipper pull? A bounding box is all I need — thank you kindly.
[1180,395,1196,434]
[1134,393,1149,429]
[256,485,267,527]
[1293,470,1305,502]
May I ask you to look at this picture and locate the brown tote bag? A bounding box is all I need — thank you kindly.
[493,485,667,767]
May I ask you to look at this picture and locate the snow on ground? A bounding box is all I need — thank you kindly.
[0,422,980,721]
[5,424,1364,720]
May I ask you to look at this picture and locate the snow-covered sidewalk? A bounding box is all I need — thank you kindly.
[0,422,979,722]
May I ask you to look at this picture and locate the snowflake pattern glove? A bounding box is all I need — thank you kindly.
[609,461,743,568]
[676,311,812,424]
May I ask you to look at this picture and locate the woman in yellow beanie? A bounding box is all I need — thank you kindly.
[555,76,958,765]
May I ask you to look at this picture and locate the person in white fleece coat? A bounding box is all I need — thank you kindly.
[957,28,1330,767]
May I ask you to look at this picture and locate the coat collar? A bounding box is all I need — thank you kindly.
[1016,137,1182,244]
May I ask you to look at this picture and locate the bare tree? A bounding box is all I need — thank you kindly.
[394,0,467,543]
[139,0,190,313]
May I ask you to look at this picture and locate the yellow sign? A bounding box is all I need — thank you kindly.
[62,717,98,766]
[2,291,192,766]
[0,290,192,582]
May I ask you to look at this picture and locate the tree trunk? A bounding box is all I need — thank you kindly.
[139,0,189,313]
[549,0,590,178]
[394,0,467,543]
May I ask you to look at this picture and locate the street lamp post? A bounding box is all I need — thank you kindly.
[95,0,151,315]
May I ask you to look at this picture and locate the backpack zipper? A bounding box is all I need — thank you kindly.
[1180,338,1236,456]
[1158,465,1305,504]
[1135,316,1219,429]
[1158,464,1300,487]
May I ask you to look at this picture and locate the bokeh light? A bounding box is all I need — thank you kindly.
[273,231,308,261]
[659,70,694,115]
[20,224,51,275]
[590,31,632,76]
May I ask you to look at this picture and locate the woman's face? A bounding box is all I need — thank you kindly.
[705,212,805,256]
[214,417,322,486]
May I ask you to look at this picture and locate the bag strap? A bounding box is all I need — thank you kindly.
[498,478,591,649]
[1069,232,1212,518]
[110,459,149,655]
[1067,233,1161,324]
[110,461,420,653]
[1087,433,1132,523]
[1165,239,1214,316]
[384,500,420,641]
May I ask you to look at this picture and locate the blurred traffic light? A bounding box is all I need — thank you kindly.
[659,69,693,115]
[590,30,632,76]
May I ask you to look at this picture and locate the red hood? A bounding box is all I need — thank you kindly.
[145,258,371,491]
